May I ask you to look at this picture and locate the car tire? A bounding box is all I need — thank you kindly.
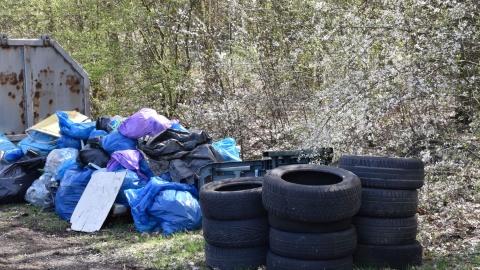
[268,213,352,233]
[199,177,265,220]
[266,250,353,270]
[353,215,418,245]
[205,243,268,270]
[262,164,362,223]
[269,226,357,260]
[339,155,425,189]
[338,155,424,170]
[202,216,269,248]
[359,188,418,217]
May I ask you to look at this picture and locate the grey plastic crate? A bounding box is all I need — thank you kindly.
[195,148,333,189]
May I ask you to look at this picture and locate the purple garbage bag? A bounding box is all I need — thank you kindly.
[118,108,176,139]
[107,150,148,180]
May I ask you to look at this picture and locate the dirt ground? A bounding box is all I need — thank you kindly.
[0,208,154,270]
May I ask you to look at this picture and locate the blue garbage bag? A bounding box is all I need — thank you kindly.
[55,162,94,221]
[17,131,58,156]
[3,149,24,162]
[0,131,23,161]
[56,110,95,140]
[170,122,189,132]
[212,138,241,162]
[57,135,82,150]
[0,132,16,151]
[125,177,202,236]
[89,129,108,138]
[116,169,148,206]
[101,131,137,155]
[55,157,78,181]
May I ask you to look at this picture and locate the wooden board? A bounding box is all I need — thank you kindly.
[70,171,126,232]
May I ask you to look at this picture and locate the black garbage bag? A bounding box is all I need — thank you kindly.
[0,160,10,172]
[0,155,46,204]
[95,116,111,133]
[137,128,212,157]
[139,152,170,179]
[138,129,223,184]
[169,144,223,185]
[77,136,110,168]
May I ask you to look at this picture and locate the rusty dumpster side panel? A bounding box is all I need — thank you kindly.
[0,34,90,141]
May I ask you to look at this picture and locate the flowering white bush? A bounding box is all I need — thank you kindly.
[4,0,479,261]
[181,1,480,260]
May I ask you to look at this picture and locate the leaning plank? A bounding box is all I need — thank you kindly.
[70,171,127,232]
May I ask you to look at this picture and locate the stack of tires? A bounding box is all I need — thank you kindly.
[199,177,269,270]
[262,164,362,269]
[338,155,424,269]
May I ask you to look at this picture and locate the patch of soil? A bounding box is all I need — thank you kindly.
[0,216,149,270]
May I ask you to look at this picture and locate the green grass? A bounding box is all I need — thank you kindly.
[1,203,478,270]
[128,231,207,269]
[0,203,69,231]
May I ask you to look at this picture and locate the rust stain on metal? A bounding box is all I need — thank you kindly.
[33,90,41,120]
[66,75,81,94]
[19,69,24,83]
[21,112,25,125]
[11,93,16,99]
[0,71,19,85]
[46,113,51,117]
[16,69,24,91]
[36,81,42,89]
[49,99,53,105]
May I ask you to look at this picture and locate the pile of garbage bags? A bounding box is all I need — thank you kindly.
[0,108,241,236]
